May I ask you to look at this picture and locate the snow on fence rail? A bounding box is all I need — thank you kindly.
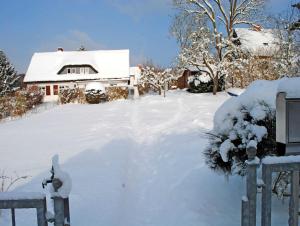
[0,192,47,226]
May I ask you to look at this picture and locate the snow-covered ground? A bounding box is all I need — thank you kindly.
[0,91,288,226]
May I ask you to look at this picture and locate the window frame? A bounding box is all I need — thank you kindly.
[46,86,51,96]
[53,85,59,95]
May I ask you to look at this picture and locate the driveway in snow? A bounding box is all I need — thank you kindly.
[0,91,288,226]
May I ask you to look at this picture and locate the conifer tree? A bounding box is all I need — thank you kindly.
[0,50,18,96]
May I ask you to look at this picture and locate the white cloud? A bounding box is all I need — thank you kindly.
[39,30,105,52]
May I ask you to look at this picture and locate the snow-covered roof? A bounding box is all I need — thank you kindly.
[24,49,130,83]
[235,28,279,56]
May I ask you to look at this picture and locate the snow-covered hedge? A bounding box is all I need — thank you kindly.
[205,80,280,175]
[59,88,86,104]
[188,74,225,93]
[106,86,128,101]
[0,86,43,120]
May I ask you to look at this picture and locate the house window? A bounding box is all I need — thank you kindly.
[53,85,58,95]
[71,68,76,74]
[46,86,51,96]
[80,68,85,74]
[67,68,71,74]
[84,67,89,74]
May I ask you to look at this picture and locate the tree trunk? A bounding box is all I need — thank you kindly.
[212,77,218,95]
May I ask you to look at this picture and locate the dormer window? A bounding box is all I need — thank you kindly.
[80,68,85,74]
[79,67,90,74]
[58,65,98,75]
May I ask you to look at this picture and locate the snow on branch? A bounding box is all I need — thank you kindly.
[140,66,181,97]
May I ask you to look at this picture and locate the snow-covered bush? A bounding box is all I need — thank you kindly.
[85,82,106,104]
[59,88,85,104]
[25,86,44,109]
[205,80,280,175]
[106,86,128,101]
[188,74,225,93]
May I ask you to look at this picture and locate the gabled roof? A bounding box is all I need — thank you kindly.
[234,28,279,56]
[24,49,130,83]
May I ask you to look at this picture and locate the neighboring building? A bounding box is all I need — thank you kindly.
[178,26,280,90]
[177,66,211,89]
[24,49,131,101]
[231,26,281,87]
[233,26,279,58]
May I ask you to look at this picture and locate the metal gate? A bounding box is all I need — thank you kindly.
[241,147,300,226]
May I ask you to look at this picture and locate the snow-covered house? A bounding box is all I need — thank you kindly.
[177,65,211,89]
[24,49,130,101]
[234,27,279,58]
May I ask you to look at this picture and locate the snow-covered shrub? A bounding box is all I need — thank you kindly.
[106,86,128,101]
[59,88,85,104]
[188,74,225,93]
[205,80,280,175]
[24,86,43,109]
[85,82,106,104]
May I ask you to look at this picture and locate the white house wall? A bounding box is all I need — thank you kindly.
[28,79,130,102]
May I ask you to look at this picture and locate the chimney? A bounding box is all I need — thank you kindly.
[57,47,64,52]
[252,24,262,32]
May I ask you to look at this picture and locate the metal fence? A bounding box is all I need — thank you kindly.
[242,147,300,226]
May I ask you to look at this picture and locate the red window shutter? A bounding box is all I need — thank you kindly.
[53,85,58,95]
[46,86,51,96]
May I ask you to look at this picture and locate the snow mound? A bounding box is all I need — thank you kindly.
[277,77,300,98]
[85,82,106,93]
[226,88,245,96]
[0,192,45,200]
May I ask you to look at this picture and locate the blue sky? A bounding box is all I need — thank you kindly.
[0,0,292,73]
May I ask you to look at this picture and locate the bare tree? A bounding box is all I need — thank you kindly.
[140,66,181,97]
[0,170,29,192]
[268,4,300,77]
[173,0,265,94]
